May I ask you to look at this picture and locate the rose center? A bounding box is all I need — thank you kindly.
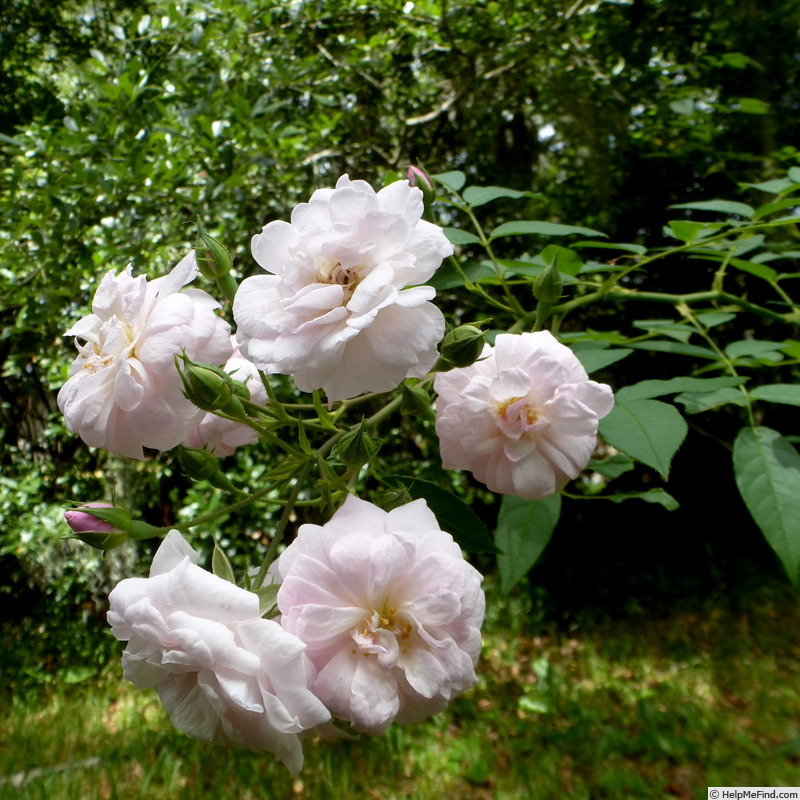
[79,319,136,372]
[315,256,361,298]
[354,607,415,657]
[497,396,538,425]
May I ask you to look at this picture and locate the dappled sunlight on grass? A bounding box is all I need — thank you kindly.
[3,581,800,799]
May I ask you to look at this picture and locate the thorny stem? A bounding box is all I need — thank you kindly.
[676,303,757,428]
[461,203,526,317]
[167,481,286,536]
[507,219,800,332]
[253,461,311,589]
[605,217,800,288]
[510,288,795,332]
[248,391,406,586]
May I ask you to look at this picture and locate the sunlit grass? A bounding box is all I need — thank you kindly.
[3,580,800,799]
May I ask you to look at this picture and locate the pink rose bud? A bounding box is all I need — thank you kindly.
[64,502,131,550]
[64,502,118,534]
[406,165,433,191]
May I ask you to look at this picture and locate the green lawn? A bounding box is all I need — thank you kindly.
[3,580,800,799]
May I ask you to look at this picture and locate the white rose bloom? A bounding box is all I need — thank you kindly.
[274,495,485,735]
[434,331,615,499]
[233,175,452,402]
[107,531,331,775]
[57,253,232,459]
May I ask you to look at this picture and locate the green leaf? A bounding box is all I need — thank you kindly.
[729,260,779,283]
[428,261,495,290]
[632,319,693,343]
[497,259,579,285]
[572,347,633,373]
[573,240,646,255]
[751,384,800,407]
[616,376,747,403]
[539,244,583,277]
[778,341,800,359]
[587,454,635,479]
[720,52,758,69]
[695,312,737,327]
[733,427,800,586]
[212,542,235,584]
[0,133,25,147]
[670,200,755,218]
[732,234,766,256]
[432,170,466,192]
[753,198,800,220]
[740,177,797,195]
[725,339,786,360]
[625,341,721,360]
[496,494,561,593]
[666,220,723,243]
[442,227,482,246]
[607,489,680,511]
[490,221,607,239]
[669,97,695,115]
[598,399,688,478]
[674,387,748,414]
[733,97,770,114]
[61,666,98,684]
[462,186,527,207]
[255,583,279,617]
[385,476,498,554]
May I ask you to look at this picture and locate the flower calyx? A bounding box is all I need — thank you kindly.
[195,217,233,281]
[432,324,486,372]
[401,381,434,420]
[532,255,564,305]
[336,420,383,472]
[176,353,248,418]
[175,446,242,493]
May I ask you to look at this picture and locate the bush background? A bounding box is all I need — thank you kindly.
[2,5,800,791]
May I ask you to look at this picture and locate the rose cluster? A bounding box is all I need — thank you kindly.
[108,498,484,773]
[59,173,614,773]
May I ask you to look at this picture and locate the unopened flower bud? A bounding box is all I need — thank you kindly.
[401,382,434,420]
[64,502,129,550]
[176,354,245,418]
[407,165,435,208]
[195,217,233,281]
[337,421,382,471]
[372,484,414,511]
[432,325,486,372]
[175,446,241,493]
[532,258,564,305]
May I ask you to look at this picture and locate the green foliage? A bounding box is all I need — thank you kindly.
[733,427,800,587]
[384,476,497,554]
[496,494,561,594]
[599,399,688,479]
[3,0,800,730]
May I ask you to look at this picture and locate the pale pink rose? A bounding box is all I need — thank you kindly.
[434,331,614,499]
[107,531,330,775]
[233,175,452,402]
[58,253,232,459]
[274,495,485,734]
[183,336,268,457]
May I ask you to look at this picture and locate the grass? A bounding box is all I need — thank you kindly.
[3,578,800,799]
